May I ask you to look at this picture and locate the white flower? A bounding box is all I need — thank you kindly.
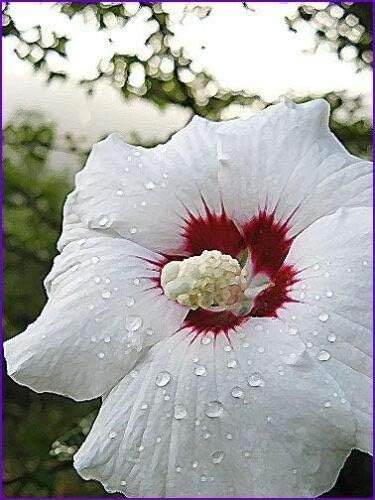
[4,99,372,498]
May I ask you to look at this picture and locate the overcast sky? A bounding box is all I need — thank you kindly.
[4,1,372,159]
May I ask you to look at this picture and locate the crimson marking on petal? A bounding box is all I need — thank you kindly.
[243,209,294,275]
[179,199,245,257]
[183,309,248,337]
[251,264,299,318]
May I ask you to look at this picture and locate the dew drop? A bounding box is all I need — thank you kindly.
[326,290,333,298]
[257,346,265,353]
[224,345,232,352]
[125,315,143,332]
[227,360,237,368]
[315,294,321,301]
[174,405,187,420]
[133,278,140,285]
[134,151,140,157]
[363,260,368,267]
[313,264,320,271]
[156,371,171,387]
[243,342,250,348]
[194,365,207,376]
[144,181,156,190]
[156,437,162,443]
[146,328,154,336]
[226,433,233,440]
[125,296,135,307]
[98,215,111,227]
[324,401,331,408]
[192,461,199,469]
[97,352,105,359]
[244,451,250,458]
[318,313,329,322]
[102,290,111,299]
[130,226,138,234]
[231,387,244,399]
[92,256,100,264]
[94,276,101,284]
[306,341,313,348]
[120,480,127,486]
[91,336,97,343]
[176,466,182,473]
[116,189,124,196]
[248,372,265,387]
[109,431,117,439]
[201,336,211,345]
[317,350,331,361]
[203,431,210,439]
[327,333,336,342]
[141,403,148,410]
[105,278,111,284]
[104,336,111,343]
[212,450,225,464]
[205,401,224,418]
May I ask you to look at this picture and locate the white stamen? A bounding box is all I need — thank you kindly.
[161,250,247,310]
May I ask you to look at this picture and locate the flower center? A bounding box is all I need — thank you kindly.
[160,249,272,315]
[161,250,247,310]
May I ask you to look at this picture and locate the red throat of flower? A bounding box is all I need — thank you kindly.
[152,200,299,337]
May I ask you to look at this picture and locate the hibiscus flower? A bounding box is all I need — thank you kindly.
[5,99,372,498]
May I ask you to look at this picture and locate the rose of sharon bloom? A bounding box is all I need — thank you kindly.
[5,99,372,498]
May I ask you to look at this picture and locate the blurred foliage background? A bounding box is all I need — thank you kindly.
[2,2,373,497]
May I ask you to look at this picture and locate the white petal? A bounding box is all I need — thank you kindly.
[281,207,372,454]
[59,117,222,254]
[217,99,371,236]
[74,320,356,497]
[4,237,187,401]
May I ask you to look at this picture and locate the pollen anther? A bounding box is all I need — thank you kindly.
[161,250,247,310]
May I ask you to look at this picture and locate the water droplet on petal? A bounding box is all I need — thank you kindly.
[313,264,320,271]
[248,372,265,387]
[125,315,142,332]
[326,290,333,298]
[144,181,156,190]
[133,278,140,285]
[224,345,232,352]
[201,337,211,345]
[156,371,171,387]
[212,450,225,464]
[156,436,162,443]
[92,256,100,264]
[102,290,111,299]
[99,216,110,227]
[116,189,124,196]
[324,401,331,408]
[146,328,154,336]
[194,365,207,376]
[130,226,138,234]
[257,346,265,353]
[231,387,244,399]
[244,451,250,458]
[227,360,237,368]
[97,352,105,359]
[174,405,187,420]
[205,401,224,418]
[192,461,199,469]
[94,276,101,284]
[104,336,111,343]
[317,350,331,361]
[327,333,336,342]
[318,312,329,322]
[203,431,210,439]
[109,431,117,439]
[226,433,233,440]
[120,480,127,486]
[125,296,135,307]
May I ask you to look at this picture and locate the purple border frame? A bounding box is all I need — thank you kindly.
[1,1,374,499]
